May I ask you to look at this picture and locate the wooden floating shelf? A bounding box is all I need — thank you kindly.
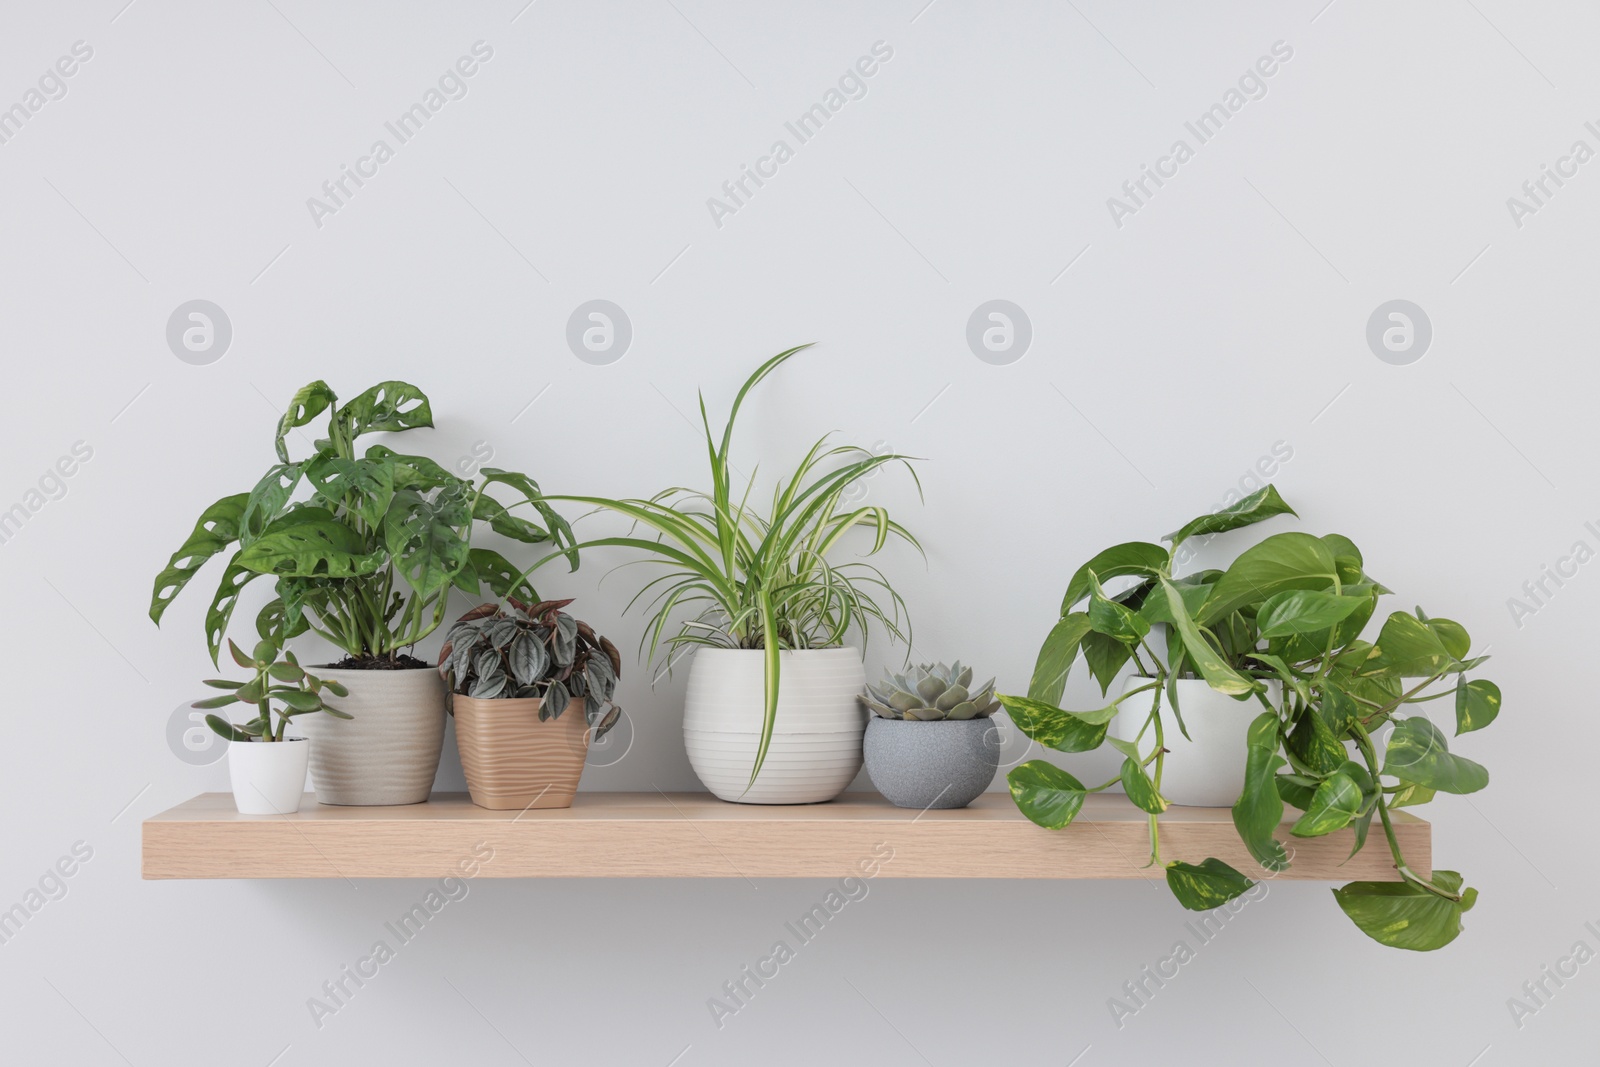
[142,792,1429,881]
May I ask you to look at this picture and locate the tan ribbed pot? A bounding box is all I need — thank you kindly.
[296,667,446,806]
[452,695,591,810]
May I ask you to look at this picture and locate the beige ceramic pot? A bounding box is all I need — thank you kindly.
[452,695,591,810]
[297,667,446,806]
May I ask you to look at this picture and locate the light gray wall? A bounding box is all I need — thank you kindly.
[1,1,1591,1063]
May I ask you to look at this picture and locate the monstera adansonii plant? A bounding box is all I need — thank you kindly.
[149,380,578,666]
[998,486,1499,951]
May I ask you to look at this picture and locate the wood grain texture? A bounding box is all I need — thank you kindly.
[142,792,1430,881]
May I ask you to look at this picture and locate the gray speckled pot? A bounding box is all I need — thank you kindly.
[863,717,1001,810]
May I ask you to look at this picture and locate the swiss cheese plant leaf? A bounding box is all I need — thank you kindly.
[1026,613,1092,706]
[364,445,456,490]
[1200,532,1339,625]
[1007,760,1087,829]
[1255,589,1368,639]
[1120,757,1167,814]
[1383,716,1488,794]
[240,463,304,544]
[275,381,337,463]
[1061,542,1169,614]
[1164,484,1297,549]
[149,493,249,625]
[996,694,1109,753]
[235,508,384,578]
[1233,711,1289,872]
[1165,858,1255,910]
[1290,771,1362,837]
[1159,577,1256,696]
[1333,871,1477,951]
[336,381,433,439]
[384,486,472,598]
[304,455,395,527]
[472,494,551,544]
[465,548,539,603]
[203,556,262,666]
[1454,679,1501,735]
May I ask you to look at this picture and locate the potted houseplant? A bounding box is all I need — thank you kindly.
[193,637,349,814]
[531,345,922,804]
[437,598,623,810]
[860,661,1001,809]
[150,380,577,806]
[1000,486,1500,950]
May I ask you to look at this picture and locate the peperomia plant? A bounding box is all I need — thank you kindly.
[193,637,350,742]
[438,598,623,738]
[148,381,578,667]
[999,486,1498,950]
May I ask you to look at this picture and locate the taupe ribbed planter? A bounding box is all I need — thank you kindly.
[452,695,590,810]
[297,667,445,806]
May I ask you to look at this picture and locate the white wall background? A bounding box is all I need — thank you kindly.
[1,1,1593,1063]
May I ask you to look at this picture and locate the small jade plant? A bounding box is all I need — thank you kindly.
[860,662,1000,721]
[438,599,623,737]
[194,638,350,742]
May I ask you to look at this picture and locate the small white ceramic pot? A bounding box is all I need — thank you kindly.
[296,667,446,806]
[683,647,866,805]
[227,737,310,815]
[1113,677,1283,807]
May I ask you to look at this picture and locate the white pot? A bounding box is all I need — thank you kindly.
[227,737,310,815]
[296,667,446,806]
[1113,676,1283,807]
[683,647,866,804]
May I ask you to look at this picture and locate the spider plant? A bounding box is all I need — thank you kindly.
[529,344,923,787]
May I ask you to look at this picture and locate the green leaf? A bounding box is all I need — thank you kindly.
[200,556,263,668]
[1383,717,1488,794]
[240,463,305,544]
[1455,679,1501,735]
[276,689,323,712]
[1120,758,1166,814]
[364,445,456,490]
[1140,578,1209,627]
[1087,572,1151,645]
[1372,612,1463,677]
[191,693,241,710]
[1080,631,1133,695]
[1061,542,1169,614]
[336,381,433,440]
[1333,871,1477,951]
[1256,589,1367,639]
[1389,780,1436,809]
[1290,772,1362,837]
[1159,577,1256,696]
[472,494,551,545]
[1026,613,1092,706]
[304,455,395,527]
[268,661,305,683]
[1286,706,1346,776]
[149,494,248,625]
[235,508,385,578]
[275,381,338,463]
[1233,711,1289,872]
[1164,484,1297,549]
[205,715,253,742]
[996,694,1109,753]
[1007,761,1087,829]
[1200,532,1339,625]
[1275,774,1318,810]
[465,548,539,603]
[1165,858,1255,910]
[384,485,472,598]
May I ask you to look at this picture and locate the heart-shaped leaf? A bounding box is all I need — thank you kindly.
[1007,760,1087,829]
[1166,858,1255,910]
[1333,871,1477,951]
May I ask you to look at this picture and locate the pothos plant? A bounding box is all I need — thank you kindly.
[525,345,922,788]
[193,636,350,742]
[998,486,1499,951]
[148,381,578,667]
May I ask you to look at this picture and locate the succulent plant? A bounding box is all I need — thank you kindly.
[860,661,1000,721]
[194,637,351,742]
[438,598,622,737]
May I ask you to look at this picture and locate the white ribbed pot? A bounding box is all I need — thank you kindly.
[683,647,866,805]
[226,737,309,815]
[1113,676,1283,807]
[296,667,446,806]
